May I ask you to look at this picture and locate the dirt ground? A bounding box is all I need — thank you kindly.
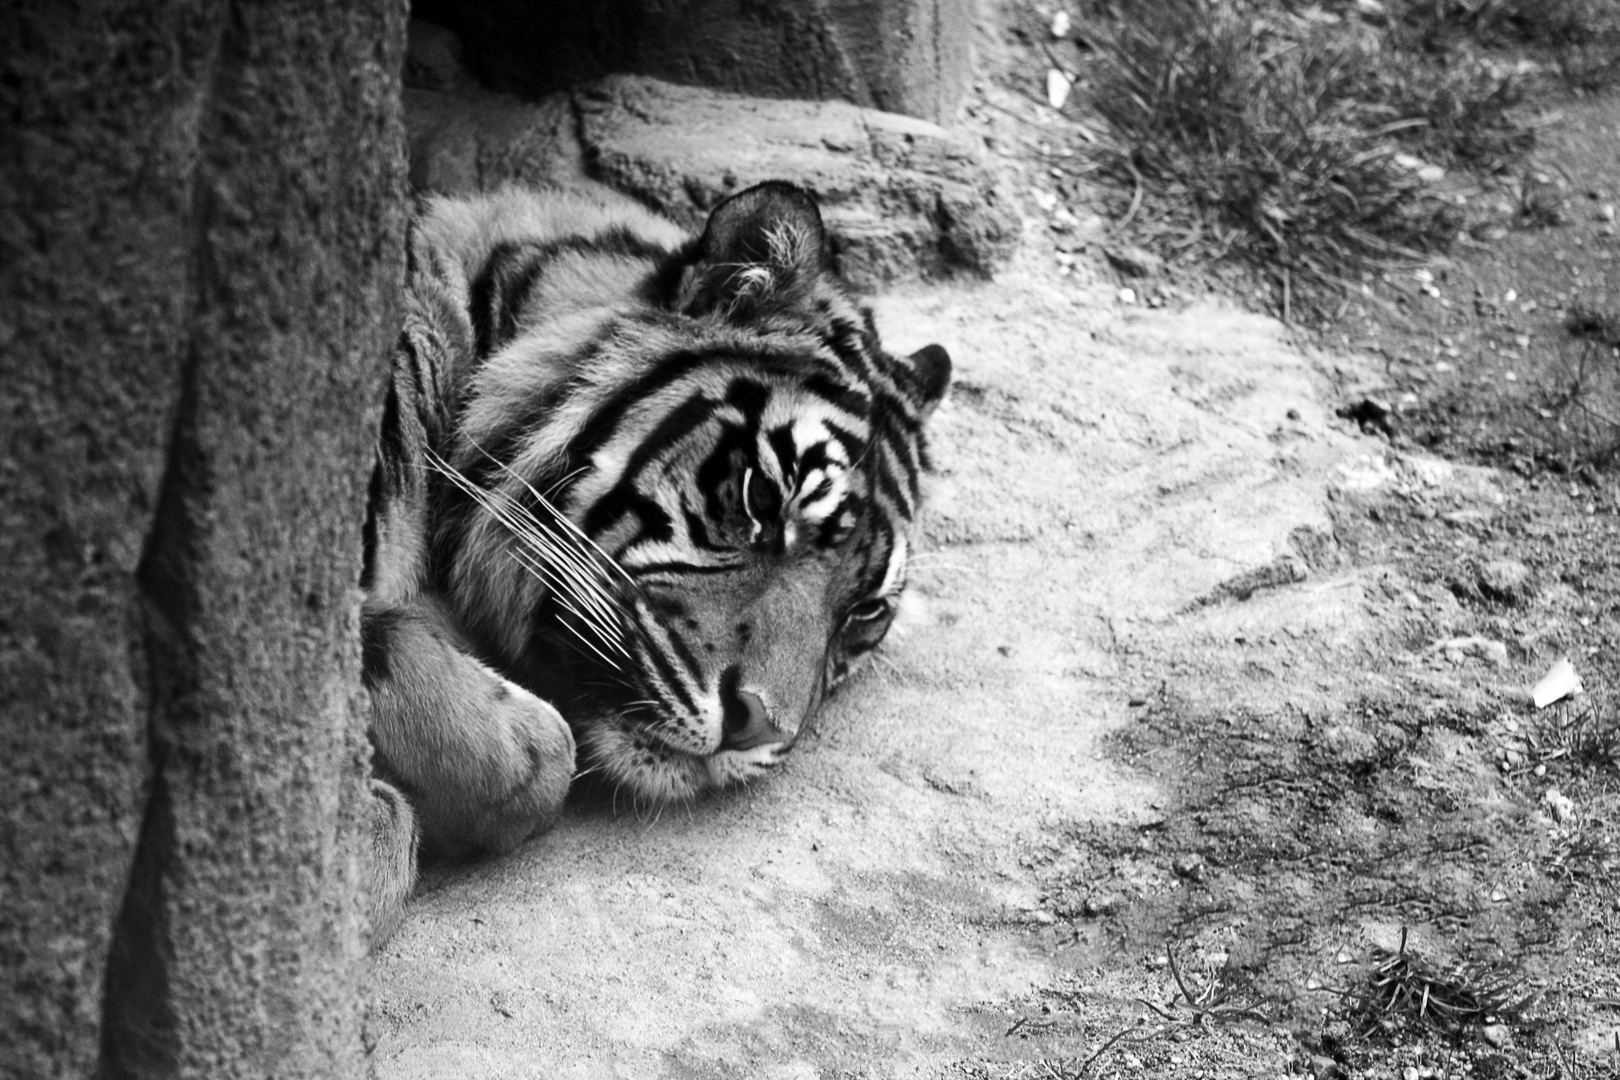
[368,14,1620,1080]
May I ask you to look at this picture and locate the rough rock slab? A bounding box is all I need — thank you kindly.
[368,257,1381,1077]
[401,70,1018,291]
[575,75,1018,288]
[3,2,403,1076]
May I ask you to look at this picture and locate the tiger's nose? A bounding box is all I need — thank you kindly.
[719,669,785,751]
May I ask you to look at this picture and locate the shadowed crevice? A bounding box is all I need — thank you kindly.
[94,0,228,1056]
[95,767,180,1080]
[96,330,207,1077]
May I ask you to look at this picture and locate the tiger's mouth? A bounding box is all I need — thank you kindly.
[574,712,794,804]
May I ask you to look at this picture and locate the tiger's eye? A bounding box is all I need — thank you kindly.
[845,599,889,623]
[745,466,780,525]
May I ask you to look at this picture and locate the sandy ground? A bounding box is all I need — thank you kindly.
[367,246,1386,1076]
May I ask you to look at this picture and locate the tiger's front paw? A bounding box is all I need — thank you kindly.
[443,677,577,856]
[386,673,576,860]
[365,600,578,859]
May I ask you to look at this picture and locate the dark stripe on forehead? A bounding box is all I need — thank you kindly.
[877,411,920,488]
[822,419,867,468]
[767,425,798,485]
[583,486,675,550]
[724,376,770,417]
[578,392,717,539]
[871,447,910,518]
[872,392,922,498]
[560,347,840,495]
[802,372,871,419]
[824,315,877,382]
[798,435,843,474]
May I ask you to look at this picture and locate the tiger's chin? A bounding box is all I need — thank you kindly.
[577,720,789,806]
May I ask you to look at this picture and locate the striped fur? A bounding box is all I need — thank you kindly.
[360,182,949,941]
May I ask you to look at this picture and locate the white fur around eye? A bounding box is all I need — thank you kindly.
[879,536,907,597]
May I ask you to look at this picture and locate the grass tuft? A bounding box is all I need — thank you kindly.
[1059,0,1620,318]
[1536,322,1620,469]
[1395,0,1620,91]
[1080,0,1514,312]
[1540,685,1620,772]
[1346,928,1537,1036]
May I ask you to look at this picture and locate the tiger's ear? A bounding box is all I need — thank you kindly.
[676,182,828,316]
[903,343,952,419]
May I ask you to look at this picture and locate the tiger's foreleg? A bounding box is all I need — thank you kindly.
[367,776,418,945]
[361,598,576,935]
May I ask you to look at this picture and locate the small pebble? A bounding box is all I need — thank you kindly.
[1083,893,1122,917]
[1482,1022,1510,1048]
[1478,557,1531,602]
[1045,68,1072,110]
[1309,1055,1343,1080]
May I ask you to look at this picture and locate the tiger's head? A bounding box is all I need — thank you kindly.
[441,182,950,803]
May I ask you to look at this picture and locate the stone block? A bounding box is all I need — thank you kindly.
[413,0,974,125]
[404,72,1018,290]
[1,2,405,1075]
[576,75,1018,288]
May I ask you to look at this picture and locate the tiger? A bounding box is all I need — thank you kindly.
[361,181,952,943]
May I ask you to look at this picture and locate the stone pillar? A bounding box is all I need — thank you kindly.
[0,1,406,1076]
[413,0,975,125]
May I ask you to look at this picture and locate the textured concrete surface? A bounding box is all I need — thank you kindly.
[1,2,405,1076]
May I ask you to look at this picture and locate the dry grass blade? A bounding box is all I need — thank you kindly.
[1350,928,1537,1034]
[1538,331,1620,469]
[1148,941,1272,1026]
